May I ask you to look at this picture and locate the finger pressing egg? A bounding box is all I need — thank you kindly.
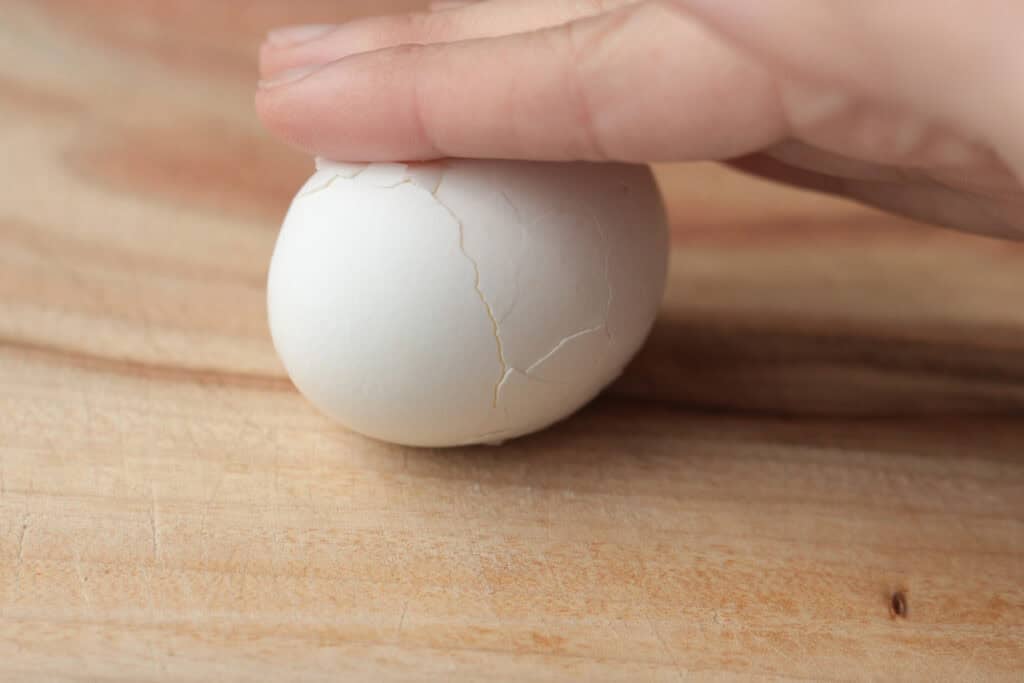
[267,158,668,447]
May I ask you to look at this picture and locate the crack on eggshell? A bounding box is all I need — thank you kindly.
[300,164,509,410]
[405,162,446,194]
[494,364,567,410]
[298,174,342,198]
[497,191,527,325]
[524,324,606,377]
[493,368,516,414]
[591,210,615,343]
[303,162,448,197]
[315,158,367,177]
[356,163,414,187]
[368,177,411,189]
[294,164,615,422]
[504,210,614,383]
[432,173,509,410]
[299,163,373,197]
[462,428,512,446]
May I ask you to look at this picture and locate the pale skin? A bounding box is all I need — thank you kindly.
[256,0,1024,239]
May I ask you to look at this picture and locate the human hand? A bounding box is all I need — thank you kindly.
[257,0,1024,238]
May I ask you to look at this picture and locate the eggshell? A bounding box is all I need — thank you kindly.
[267,159,667,447]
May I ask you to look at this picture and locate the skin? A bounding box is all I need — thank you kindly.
[256,0,1024,239]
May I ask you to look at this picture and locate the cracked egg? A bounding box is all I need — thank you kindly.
[267,158,668,447]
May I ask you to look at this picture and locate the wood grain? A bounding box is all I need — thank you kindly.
[2,1,1023,681]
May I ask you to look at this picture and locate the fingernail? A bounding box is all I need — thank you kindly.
[258,64,322,90]
[266,24,335,47]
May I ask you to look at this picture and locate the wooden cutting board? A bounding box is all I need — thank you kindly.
[2,2,1022,680]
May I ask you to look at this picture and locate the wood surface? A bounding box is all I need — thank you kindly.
[2,1,1023,680]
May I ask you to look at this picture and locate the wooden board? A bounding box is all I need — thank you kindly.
[2,2,1023,680]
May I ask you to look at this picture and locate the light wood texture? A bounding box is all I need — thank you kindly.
[2,2,1023,681]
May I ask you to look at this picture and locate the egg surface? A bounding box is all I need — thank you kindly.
[267,158,667,447]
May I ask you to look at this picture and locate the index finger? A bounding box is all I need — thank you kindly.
[255,2,783,162]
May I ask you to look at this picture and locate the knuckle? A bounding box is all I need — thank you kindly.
[558,16,632,160]
[566,1,654,62]
[558,1,673,159]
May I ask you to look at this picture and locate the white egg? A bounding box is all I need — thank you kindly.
[267,158,667,447]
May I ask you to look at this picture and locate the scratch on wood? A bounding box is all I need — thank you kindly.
[953,636,981,679]
[185,421,203,456]
[646,614,685,683]
[16,514,30,562]
[11,513,30,601]
[397,601,409,636]
[143,631,161,677]
[180,565,197,613]
[73,549,91,605]
[141,563,158,618]
[198,468,225,560]
[150,481,161,563]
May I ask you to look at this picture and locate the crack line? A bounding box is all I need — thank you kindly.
[524,324,605,376]
[298,167,519,413]
[149,481,160,563]
[497,191,527,325]
[16,514,29,562]
[433,177,508,408]
[465,427,513,445]
[299,164,375,198]
[298,174,341,198]
[590,210,615,342]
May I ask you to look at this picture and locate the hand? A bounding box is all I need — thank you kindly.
[256,0,1024,239]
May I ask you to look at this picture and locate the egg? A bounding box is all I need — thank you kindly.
[267,158,668,447]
